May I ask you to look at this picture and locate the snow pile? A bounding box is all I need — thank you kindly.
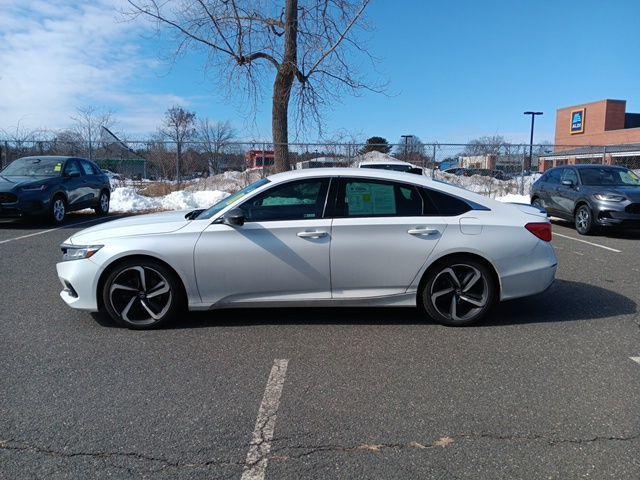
[110,187,229,213]
[186,170,263,193]
[494,194,531,204]
[433,172,541,199]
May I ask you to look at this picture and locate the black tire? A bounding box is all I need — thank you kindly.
[49,195,67,225]
[95,190,110,216]
[101,258,185,329]
[574,204,594,235]
[420,257,497,326]
[531,197,543,210]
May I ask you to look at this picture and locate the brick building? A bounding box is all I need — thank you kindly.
[245,149,275,169]
[539,99,640,171]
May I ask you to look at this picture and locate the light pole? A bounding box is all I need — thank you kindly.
[401,134,412,159]
[523,111,543,172]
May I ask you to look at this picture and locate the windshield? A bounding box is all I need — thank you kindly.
[579,167,640,186]
[1,157,64,177]
[361,164,412,172]
[196,178,270,220]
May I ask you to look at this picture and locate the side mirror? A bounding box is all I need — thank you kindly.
[561,179,574,187]
[66,171,81,178]
[222,208,245,226]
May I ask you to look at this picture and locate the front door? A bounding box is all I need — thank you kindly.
[194,177,332,305]
[329,178,447,298]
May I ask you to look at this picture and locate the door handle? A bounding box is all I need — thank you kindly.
[407,227,439,236]
[297,230,328,239]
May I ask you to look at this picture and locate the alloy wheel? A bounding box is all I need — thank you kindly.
[109,266,172,326]
[100,193,109,212]
[53,199,66,223]
[429,264,488,322]
[576,207,590,233]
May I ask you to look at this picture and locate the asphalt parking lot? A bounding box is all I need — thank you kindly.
[1,214,640,479]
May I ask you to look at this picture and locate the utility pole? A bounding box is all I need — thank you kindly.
[523,111,543,172]
[401,134,411,160]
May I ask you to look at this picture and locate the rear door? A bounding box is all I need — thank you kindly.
[329,177,447,298]
[542,168,563,215]
[556,167,580,216]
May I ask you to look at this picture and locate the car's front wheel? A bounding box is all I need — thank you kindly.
[420,258,497,326]
[50,195,67,225]
[101,259,184,329]
[574,204,594,235]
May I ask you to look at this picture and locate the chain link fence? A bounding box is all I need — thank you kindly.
[1,139,639,197]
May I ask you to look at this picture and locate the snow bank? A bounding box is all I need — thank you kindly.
[495,194,531,204]
[110,187,229,213]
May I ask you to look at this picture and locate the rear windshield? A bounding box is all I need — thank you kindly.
[1,157,64,177]
[579,167,640,186]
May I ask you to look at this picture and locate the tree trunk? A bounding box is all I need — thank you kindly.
[272,0,298,172]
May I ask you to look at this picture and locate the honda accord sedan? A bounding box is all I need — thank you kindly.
[57,168,557,329]
[0,156,111,223]
[531,164,640,235]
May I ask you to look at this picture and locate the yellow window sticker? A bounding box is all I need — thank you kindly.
[54,163,62,172]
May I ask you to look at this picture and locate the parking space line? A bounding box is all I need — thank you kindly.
[0,217,120,246]
[553,232,622,253]
[241,359,289,480]
[630,357,640,366]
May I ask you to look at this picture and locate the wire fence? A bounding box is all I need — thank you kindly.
[1,139,639,197]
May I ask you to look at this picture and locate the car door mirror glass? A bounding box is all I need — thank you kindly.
[222,208,245,226]
[561,179,573,187]
[66,171,81,178]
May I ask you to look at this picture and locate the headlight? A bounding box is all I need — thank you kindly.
[594,193,626,202]
[21,184,47,192]
[60,244,103,261]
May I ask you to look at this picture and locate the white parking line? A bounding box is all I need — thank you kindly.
[553,232,622,253]
[630,357,640,366]
[241,359,289,480]
[0,217,118,246]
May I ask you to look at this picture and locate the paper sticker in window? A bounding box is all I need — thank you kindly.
[346,182,396,215]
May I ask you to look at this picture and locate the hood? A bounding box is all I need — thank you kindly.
[68,210,193,244]
[587,185,640,201]
[0,175,54,191]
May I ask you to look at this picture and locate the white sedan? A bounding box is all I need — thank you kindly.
[57,168,557,329]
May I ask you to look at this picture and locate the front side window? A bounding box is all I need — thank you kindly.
[240,178,330,222]
[336,179,424,217]
[79,160,94,175]
[196,178,270,220]
[64,160,81,176]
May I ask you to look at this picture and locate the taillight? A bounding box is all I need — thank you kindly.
[525,222,552,242]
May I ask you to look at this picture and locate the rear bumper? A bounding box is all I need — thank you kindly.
[56,258,101,311]
[499,241,557,301]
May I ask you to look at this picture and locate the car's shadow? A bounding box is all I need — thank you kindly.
[551,219,640,239]
[91,279,636,329]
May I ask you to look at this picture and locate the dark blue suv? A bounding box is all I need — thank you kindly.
[0,156,111,224]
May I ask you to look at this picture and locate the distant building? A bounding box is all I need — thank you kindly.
[245,150,274,169]
[458,154,522,171]
[295,156,348,169]
[539,99,640,171]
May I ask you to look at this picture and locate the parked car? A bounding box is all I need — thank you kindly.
[531,164,640,235]
[442,167,471,176]
[358,158,423,175]
[57,168,556,329]
[0,156,111,224]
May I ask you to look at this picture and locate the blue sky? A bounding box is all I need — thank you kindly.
[1,0,639,144]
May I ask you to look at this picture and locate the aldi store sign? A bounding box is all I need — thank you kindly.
[570,108,585,134]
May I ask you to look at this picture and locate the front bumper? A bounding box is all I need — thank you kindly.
[56,258,101,311]
[0,193,49,218]
[593,201,640,228]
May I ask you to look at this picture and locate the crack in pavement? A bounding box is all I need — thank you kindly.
[0,439,243,470]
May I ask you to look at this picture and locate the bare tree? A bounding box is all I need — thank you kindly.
[463,135,507,156]
[199,118,236,174]
[70,106,115,160]
[394,134,425,164]
[125,0,380,171]
[160,105,197,184]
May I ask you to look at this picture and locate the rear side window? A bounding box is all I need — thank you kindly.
[336,179,424,217]
[422,188,472,216]
[545,169,562,185]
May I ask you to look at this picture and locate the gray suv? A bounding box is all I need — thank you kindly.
[531,164,640,235]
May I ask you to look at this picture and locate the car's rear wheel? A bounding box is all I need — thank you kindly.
[50,195,67,225]
[574,204,594,235]
[95,190,110,216]
[531,197,543,210]
[420,258,497,326]
[101,259,184,329]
